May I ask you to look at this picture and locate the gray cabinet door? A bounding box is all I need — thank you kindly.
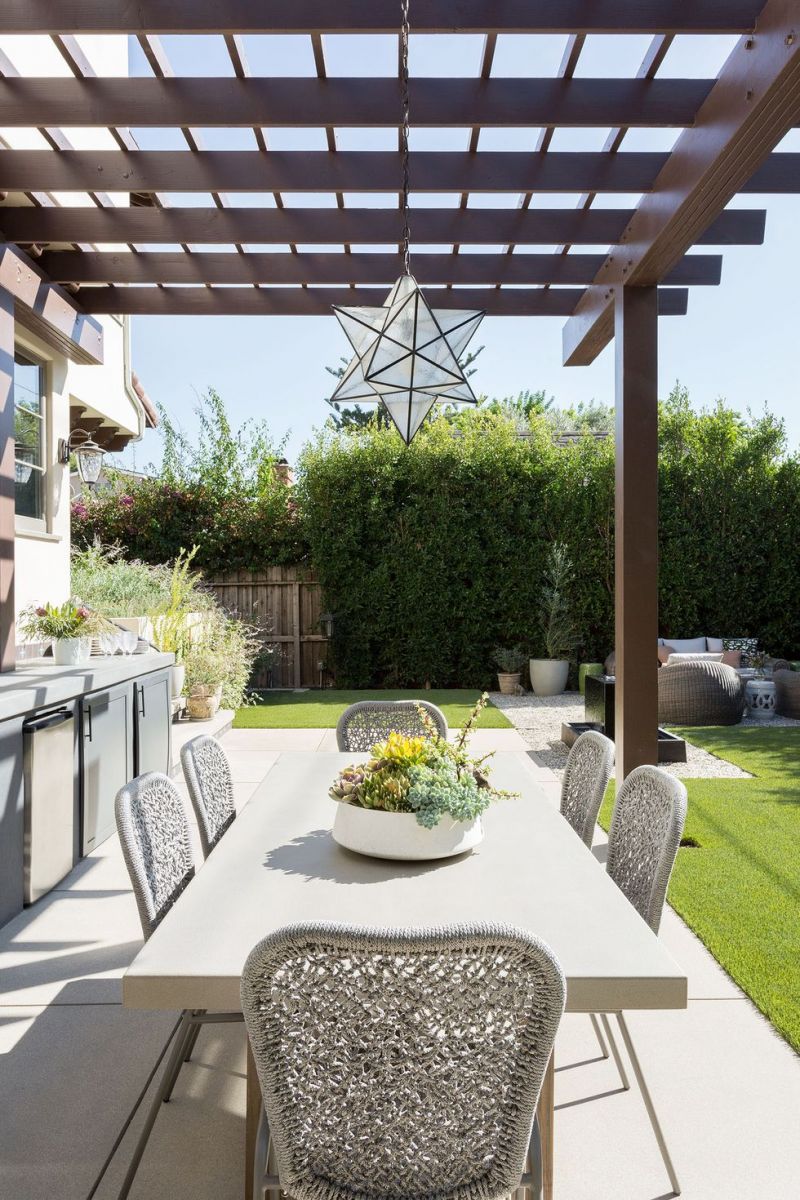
[134,669,172,777]
[81,682,133,855]
[0,717,25,926]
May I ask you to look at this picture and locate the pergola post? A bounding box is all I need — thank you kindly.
[0,287,15,672]
[614,285,658,778]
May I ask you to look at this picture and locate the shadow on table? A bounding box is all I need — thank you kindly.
[263,828,470,884]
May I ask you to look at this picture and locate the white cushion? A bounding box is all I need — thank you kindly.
[666,652,724,666]
[706,637,724,653]
[663,637,707,654]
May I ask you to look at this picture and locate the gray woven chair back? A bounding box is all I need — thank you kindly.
[336,699,448,752]
[115,772,195,941]
[181,734,236,857]
[606,766,687,934]
[241,922,565,1200]
[560,730,615,847]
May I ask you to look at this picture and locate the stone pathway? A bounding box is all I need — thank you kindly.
[487,690,799,779]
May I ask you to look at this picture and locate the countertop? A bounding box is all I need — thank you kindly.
[0,653,174,722]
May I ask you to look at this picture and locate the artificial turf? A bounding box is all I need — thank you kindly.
[233,688,511,730]
[599,725,800,1053]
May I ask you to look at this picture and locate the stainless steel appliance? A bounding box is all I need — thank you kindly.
[23,708,76,904]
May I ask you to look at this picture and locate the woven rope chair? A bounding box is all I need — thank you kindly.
[336,699,448,752]
[99,773,241,1200]
[596,767,688,1197]
[560,730,615,848]
[657,660,745,726]
[241,922,565,1200]
[181,734,236,858]
[774,667,800,718]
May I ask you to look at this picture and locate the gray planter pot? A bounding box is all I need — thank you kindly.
[529,659,569,697]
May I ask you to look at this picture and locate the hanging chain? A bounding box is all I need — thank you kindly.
[400,0,412,274]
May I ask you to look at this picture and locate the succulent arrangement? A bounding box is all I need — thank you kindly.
[330,694,514,829]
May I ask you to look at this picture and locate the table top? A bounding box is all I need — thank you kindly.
[123,752,686,1014]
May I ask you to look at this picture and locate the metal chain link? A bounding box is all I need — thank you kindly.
[400,0,412,274]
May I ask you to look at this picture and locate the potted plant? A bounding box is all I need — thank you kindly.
[329,695,514,861]
[530,542,578,697]
[19,600,108,666]
[184,642,227,720]
[493,645,526,694]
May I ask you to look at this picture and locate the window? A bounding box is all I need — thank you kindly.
[14,352,47,527]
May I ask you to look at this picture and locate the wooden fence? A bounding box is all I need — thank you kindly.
[206,567,328,688]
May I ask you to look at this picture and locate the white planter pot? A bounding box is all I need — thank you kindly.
[529,658,569,696]
[332,804,483,862]
[171,663,186,699]
[53,638,92,666]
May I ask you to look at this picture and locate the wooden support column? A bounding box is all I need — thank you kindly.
[615,285,658,777]
[0,287,15,672]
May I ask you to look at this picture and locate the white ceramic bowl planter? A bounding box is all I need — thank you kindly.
[332,804,483,861]
[53,638,92,666]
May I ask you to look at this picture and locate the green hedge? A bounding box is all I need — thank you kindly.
[75,392,800,688]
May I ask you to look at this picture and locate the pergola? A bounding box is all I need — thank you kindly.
[1,1,799,778]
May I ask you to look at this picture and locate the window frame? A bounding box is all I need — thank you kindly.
[13,348,50,535]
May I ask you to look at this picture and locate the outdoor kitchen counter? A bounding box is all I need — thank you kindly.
[0,652,174,721]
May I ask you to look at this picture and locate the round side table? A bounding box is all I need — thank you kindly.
[745,678,776,721]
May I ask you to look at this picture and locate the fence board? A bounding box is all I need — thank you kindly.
[206,566,329,688]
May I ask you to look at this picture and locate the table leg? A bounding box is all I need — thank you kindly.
[245,1042,260,1200]
[537,1052,555,1200]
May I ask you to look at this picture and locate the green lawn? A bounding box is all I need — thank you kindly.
[234,689,511,730]
[600,726,800,1053]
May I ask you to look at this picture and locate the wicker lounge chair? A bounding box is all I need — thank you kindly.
[774,668,800,719]
[241,922,565,1200]
[336,699,448,751]
[658,660,745,726]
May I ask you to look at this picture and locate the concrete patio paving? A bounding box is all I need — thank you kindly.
[0,727,798,1200]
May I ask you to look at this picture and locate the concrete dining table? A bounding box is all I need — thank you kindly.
[123,751,687,1200]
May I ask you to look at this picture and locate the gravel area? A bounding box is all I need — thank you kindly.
[487,690,799,780]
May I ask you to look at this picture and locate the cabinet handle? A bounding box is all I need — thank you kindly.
[139,685,146,718]
[84,706,93,741]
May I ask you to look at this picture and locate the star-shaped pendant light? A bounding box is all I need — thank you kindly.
[330,276,485,443]
[327,0,485,444]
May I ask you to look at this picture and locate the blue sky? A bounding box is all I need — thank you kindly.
[118,32,800,470]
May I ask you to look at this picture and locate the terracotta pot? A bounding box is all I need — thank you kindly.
[529,658,569,697]
[332,803,483,862]
[497,671,521,695]
[186,683,223,721]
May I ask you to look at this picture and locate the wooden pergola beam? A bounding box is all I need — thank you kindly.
[0,77,714,129]
[37,249,723,288]
[0,1,762,35]
[0,206,765,247]
[3,148,796,196]
[75,285,690,318]
[0,2,763,35]
[563,0,800,365]
[0,244,103,365]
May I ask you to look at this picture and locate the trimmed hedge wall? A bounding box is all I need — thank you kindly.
[75,396,800,688]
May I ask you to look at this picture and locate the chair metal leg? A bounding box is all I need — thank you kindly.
[615,1012,681,1197]
[183,1015,203,1062]
[589,1011,610,1059]
[117,1010,195,1200]
[600,1012,630,1091]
